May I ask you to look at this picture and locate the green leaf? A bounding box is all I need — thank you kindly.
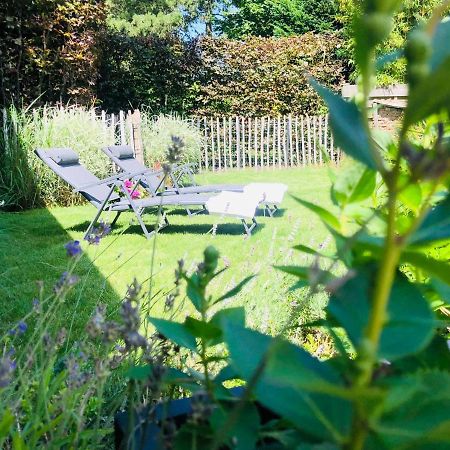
[214,364,239,383]
[404,57,450,127]
[376,49,403,70]
[310,80,378,170]
[185,273,204,313]
[148,317,197,352]
[293,244,335,259]
[327,266,435,360]
[332,164,377,208]
[275,265,334,284]
[293,196,341,231]
[185,317,222,341]
[210,402,260,450]
[399,183,422,213]
[0,409,14,439]
[210,306,245,329]
[409,194,450,245]
[401,250,450,285]
[214,275,255,304]
[430,18,450,71]
[373,371,450,449]
[223,323,352,442]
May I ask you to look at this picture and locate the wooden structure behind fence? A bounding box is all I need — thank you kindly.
[98,111,339,170]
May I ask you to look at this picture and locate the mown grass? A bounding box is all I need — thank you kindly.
[0,166,338,339]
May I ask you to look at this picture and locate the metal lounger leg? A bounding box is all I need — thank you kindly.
[111,211,121,227]
[84,184,116,239]
[265,203,278,218]
[241,217,257,236]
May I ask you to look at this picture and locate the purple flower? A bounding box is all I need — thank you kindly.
[64,240,82,257]
[54,271,79,294]
[17,321,27,334]
[0,355,16,388]
[85,221,111,245]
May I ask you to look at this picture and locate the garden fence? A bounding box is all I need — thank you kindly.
[98,110,340,170]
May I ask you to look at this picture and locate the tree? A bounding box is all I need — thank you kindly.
[218,0,340,38]
[106,0,198,36]
[106,0,222,36]
[337,0,445,84]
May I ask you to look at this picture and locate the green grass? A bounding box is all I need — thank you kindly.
[0,166,337,339]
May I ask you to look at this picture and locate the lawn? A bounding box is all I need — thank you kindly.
[0,165,337,340]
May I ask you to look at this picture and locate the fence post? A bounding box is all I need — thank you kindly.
[260,116,265,168]
[235,116,240,168]
[119,110,126,145]
[307,115,312,164]
[131,110,144,163]
[241,117,246,168]
[301,116,306,167]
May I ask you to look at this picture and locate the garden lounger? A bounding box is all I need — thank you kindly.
[102,145,288,217]
[35,148,260,239]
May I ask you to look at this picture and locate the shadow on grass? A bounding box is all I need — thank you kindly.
[0,208,122,340]
[70,219,265,237]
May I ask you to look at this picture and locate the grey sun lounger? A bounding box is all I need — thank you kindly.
[35,148,259,239]
[102,145,243,197]
[102,145,286,217]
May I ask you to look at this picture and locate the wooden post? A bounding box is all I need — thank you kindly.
[288,115,294,166]
[277,116,281,168]
[216,117,221,170]
[119,110,126,145]
[203,117,209,170]
[222,116,227,170]
[307,115,312,165]
[260,116,265,168]
[301,116,306,167]
[197,117,202,170]
[247,117,252,168]
[266,116,271,168]
[272,117,276,168]
[111,113,116,145]
[228,117,233,168]
[236,116,240,168]
[313,116,317,164]
[318,115,323,165]
[241,117,246,168]
[210,117,215,171]
[253,116,258,168]
[131,109,144,163]
[283,116,288,167]
[127,110,135,152]
[324,115,329,163]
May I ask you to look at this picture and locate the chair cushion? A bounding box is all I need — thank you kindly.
[48,148,79,165]
[110,145,134,159]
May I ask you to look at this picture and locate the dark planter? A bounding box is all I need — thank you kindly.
[115,387,278,450]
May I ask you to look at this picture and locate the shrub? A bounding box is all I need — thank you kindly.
[0,106,111,209]
[0,0,106,107]
[96,32,200,113]
[141,112,203,167]
[194,33,347,116]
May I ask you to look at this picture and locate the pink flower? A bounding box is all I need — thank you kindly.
[124,179,133,189]
[131,191,141,199]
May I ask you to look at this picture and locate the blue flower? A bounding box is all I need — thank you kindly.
[64,240,82,257]
[84,221,111,245]
[17,321,27,334]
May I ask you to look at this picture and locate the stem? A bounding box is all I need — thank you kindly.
[348,165,402,450]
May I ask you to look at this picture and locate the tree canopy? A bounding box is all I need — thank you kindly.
[218,0,340,38]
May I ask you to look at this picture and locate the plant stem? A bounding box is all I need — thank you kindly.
[348,166,402,450]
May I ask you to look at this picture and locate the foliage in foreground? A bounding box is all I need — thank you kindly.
[120,1,450,449]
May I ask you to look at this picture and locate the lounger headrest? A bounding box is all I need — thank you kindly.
[108,145,134,160]
[48,148,79,165]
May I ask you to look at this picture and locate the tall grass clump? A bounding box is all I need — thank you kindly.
[0,105,111,210]
[140,111,203,168]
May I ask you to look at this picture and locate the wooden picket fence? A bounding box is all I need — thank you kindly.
[190,115,338,171]
[98,111,339,170]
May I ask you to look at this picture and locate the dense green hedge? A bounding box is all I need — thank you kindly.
[0,0,105,106]
[195,33,347,115]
